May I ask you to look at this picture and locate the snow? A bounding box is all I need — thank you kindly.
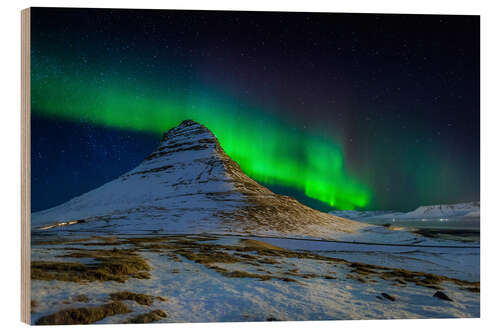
[28,120,480,324]
[31,121,247,234]
[328,210,396,220]
[247,234,479,281]
[30,120,365,237]
[366,202,480,221]
[30,234,479,324]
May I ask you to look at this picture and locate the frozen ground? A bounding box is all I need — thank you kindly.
[30,231,479,324]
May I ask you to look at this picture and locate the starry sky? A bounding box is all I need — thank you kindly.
[30,7,480,213]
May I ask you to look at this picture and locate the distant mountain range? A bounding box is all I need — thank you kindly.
[327,210,396,220]
[330,202,480,222]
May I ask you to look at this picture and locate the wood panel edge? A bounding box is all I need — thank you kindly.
[21,7,31,325]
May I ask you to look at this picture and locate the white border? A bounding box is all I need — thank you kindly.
[1,1,499,332]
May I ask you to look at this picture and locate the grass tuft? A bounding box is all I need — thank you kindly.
[110,291,153,306]
[35,301,130,325]
[31,248,150,283]
[127,309,167,323]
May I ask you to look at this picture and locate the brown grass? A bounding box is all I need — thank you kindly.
[75,295,90,302]
[31,248,150,283]
[130,236,479,291]
[110,291,153,306]
[174,248,241,265]
[377,267,480,291]
[35,301,131,325]
[239,239,286,251]
[33,235,118,246]
[31,300,38,313]
[32,234,479,293]
[33,237,94,246]
[127,309,167,323]
[212,266,272,281]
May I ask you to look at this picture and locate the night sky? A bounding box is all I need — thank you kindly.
[30,7,480,213]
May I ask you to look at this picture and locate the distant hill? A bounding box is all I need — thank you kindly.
[330,202,480,222]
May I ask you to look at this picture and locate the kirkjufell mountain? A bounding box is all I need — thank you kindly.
[32,120,364,237]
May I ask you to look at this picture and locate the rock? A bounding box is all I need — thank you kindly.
[381,293,396,301]
[433,291,453,301]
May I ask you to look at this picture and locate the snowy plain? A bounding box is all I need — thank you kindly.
[30,229,480,324]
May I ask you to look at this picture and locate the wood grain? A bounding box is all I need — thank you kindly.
[21,7,31,325]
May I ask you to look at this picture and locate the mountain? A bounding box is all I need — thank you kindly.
[328,210,396,220]
[32,120,364,237]
[361,202,480,221]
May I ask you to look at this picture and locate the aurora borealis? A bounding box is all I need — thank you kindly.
[30,8,479,212]
[32,77,371,209]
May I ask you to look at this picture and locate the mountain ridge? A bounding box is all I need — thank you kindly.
[329,201,479,222]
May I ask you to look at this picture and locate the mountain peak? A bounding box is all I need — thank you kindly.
[32,121,364,237]
[179,119,200,127]
[161,119,214,142]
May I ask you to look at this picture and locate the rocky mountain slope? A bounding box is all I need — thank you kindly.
[32,120,364,237]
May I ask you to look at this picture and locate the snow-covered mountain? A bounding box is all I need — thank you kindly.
[328,210,395,220]
[347,202,480,222]
[32,120,363,237]
[373,202,480,221]
[330,202,480,222]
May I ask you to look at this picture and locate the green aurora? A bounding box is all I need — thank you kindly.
[32,73,371,209]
